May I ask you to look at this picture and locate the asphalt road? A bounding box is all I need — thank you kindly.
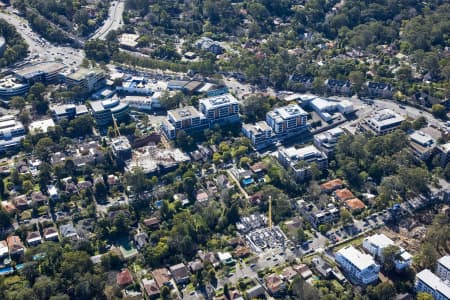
[0,10,84,68]
[91,0,125,40]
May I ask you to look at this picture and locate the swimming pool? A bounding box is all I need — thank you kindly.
[242,177,254,186]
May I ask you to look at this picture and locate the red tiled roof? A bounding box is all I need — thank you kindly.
[116,268,133,286]
[345,198,366,210]
[335,188,354,201]
[320,179,344,192]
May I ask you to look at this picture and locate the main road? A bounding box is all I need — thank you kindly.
[0,10,85,67]
[90,0,125,40]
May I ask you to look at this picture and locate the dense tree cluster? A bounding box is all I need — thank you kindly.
[0,19,28,67]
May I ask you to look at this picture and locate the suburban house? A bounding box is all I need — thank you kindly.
[116,268,134,286]
[169,263,190,285]
[26,231,42,246]
[6,235,24,256]
[43,227,59,241]
[142,278,160,299]
[265,273,286,296]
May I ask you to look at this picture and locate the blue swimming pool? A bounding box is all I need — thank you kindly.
[0,264,23,276]
[242,177,254,186]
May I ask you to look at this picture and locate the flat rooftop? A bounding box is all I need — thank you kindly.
[199,93,239,110]
[438,255,450,270]
[337,245,378,271]
[268,104,308,120]
[243,121,272,133]
[281,145,323,160]
[364,233,394,249]
[29,119,55,134]
[14,62,65,78]
[367,109,404,127]
[416,269,450,297]
[66,67,104,81]
[169,106,203,121]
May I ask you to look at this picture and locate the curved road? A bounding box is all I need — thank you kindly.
[91,0,125,40]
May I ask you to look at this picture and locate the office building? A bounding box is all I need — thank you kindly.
[416,269,450,300]
[437,256,450,282]
[51,104,89,122]
[89,98,129,127]
[277,145,328,182]
[199,93,240,124]
[361,109,404,135]
[266,104,309,135]
[117,77,153,95]
[161,106,209,139]
[335,245,380,285]
[65,68,106,93]
[409,131,436,160]
[314,127,345,156]
[362,234,412,271]
[242,121,274,149]
[0,75,29,97]
[29,119,56,135]
[14,62,65,84]
[0,116,25,153]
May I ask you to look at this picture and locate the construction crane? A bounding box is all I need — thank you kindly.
[112,115,121,137]
[268,195,273,230]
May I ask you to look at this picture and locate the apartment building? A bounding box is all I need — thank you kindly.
[437,256,450,282]
[362,234,412,271]
[277,145,328,182]
[266,104,308,136]
[199,93,240,124]
[242,121,274,149]
[313,127,345,156]
[296,199,339,229]
[162,106,209,139]
[361,109,404,135]
[416,269,450,300]
[335,245,380,285]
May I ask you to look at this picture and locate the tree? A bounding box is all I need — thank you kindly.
[340,208,353,225]
[412,116,428,130]
[297,227,306,243]
[10,96,26,111]
[175,130,193,150]
[368,282,396,300]
[416,292,434,300]
[159,91,184,110]
[94,181,107,200]
[381,245,400,273]
[432,104,447,119]
[414,242,438,270]
[35,137,54,161]
[125,167,149,196]
[33,276,57,300]
[160,286,170,300]
[240,95,272,122]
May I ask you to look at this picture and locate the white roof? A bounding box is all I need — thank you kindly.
[217,251,232,261]
[281,144,323,160]
[268,104,308,120]
[410,131,435,146]
[368,109,404,127]
[199,93,238,110]
[337,245,378,271]
[365,233,394,249]
[417,269,450,297]
[29,119,55,134]
[0,241,8,256]
[439,255,450,270]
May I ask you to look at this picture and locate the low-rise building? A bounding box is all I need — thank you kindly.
[0,75,29,97]
[437,143,450,167]
[117,76,152,95]
[246,284,265,299]
[0,115,25,153]
[111,136,132,161]
[310,97,354,122]
[26,231,42,246]
[0,240,9,258]
[345,198,366,212]
[29,118,56,135]
[409,131,436,160]
[362,234,412,271]
[360,109,404,135]
[43,227,59,241]
[320,179,344,193]
[199,93,240,124]
[116,268,134,286]
[60,223,79,240]
[325,79,352,96]
[89,98,129,127]
[65,67,106,93]
[266,104,309,136]
[415,269,450,300]
[366,81,393,99]
[14,62,64,84]
[51,104,88,122]
[436,255,450,282]
[277,145,328,182]
[151,268,171,288]
[142,278,160,299]
[118,33,140,49]
[6,235,24,256]
[297,199,339,228]
[162,106,209,139]
[335,245,380,285]
[265,273,286,296]
[242,121,274,149]
[195,37,224,55]
[314,127,345,157]
[169,263,190,285]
